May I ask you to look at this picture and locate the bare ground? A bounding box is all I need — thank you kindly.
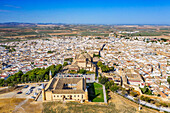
[108,91,159,113]
[0,98,42,113]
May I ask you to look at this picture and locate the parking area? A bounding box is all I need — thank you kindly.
[0,83,46,101]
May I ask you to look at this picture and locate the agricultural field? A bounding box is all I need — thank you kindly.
[80,32,109,36]
[0,23,170,43]
[121,31,163,36]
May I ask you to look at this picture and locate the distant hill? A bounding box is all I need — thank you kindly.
[0,22,36,27]
[0,22,67,27]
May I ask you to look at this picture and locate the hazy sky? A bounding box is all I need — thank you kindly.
[0,0,170,24]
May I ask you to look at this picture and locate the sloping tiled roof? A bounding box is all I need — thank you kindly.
[47,77,85,94]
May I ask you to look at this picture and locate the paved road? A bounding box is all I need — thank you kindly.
[0,84,42,99]
[102,85,107,103]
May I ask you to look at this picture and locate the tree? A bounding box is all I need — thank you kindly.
[109,66,114,71]
[17,78,21,83]
[78,69,86,74]
[150,100,155,104]
[130,91,138,97]
[45,74,49,80]
[99,76,108,84]
[167,76,170,86]
[134,97,139,103]
[140,95,145,101]
[101,65,110,72]
[161,102,168,107]
[63,62,68,67]
[47,51,54,53]
[155,102,161,107]
[0,64,63,86]
[56,64,62,73]
[15,70,23,78]
[97,61,102,67]
[105,81,114,90]
[12,48,16,52]
[0,79,5,86]
[110,84,119,92]
[144,97,151,103]
[141,86,152,95]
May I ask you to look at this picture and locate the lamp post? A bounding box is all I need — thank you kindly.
[138,99,141,110]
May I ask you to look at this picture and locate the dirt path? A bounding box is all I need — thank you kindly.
[13,98,29,112]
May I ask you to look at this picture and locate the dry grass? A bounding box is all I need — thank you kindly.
[108,91,159,113]
[43,101,136,113]
[0,92,160,113]
[0,98,42,113]
[0,98,25,113]
[15,100,43,113]
[42,92,160,113]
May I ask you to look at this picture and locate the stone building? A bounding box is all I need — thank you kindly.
[68,53,96,72]
[42,76,88,102]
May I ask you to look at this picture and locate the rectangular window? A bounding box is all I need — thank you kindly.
[78,95,79,97]
[74,95,76,97]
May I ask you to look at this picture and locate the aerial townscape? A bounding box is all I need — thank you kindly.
[0,23,169,113]
[0,0,170,113]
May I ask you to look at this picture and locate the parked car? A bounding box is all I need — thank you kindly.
[29,89,33,92]
[30,96,35,99]
[17,91,22,94]
[30,86,35,89]
[26,91,30,95]
[34,92,38,96]
[24,85,29,88]
[26,89,32,95]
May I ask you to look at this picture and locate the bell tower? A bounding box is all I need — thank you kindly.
[49,70,52,80]
[42,84,46,101]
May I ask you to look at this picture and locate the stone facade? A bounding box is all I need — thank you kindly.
[69,53,96,72]
[42,77,88,102]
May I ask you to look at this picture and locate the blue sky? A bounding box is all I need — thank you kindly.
[0,0,170,24]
